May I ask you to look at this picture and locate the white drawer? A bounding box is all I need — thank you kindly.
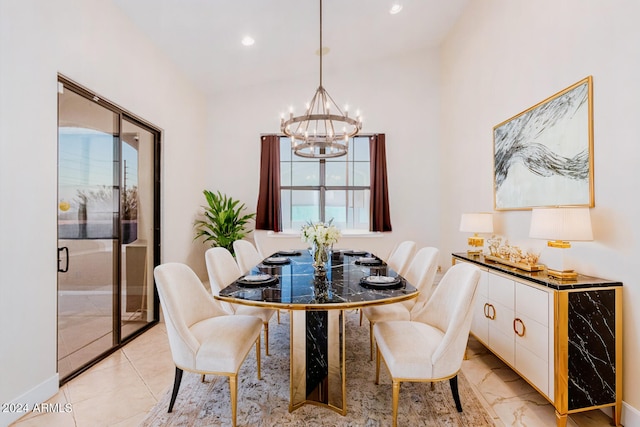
[515,282,549,326]
[471,298,489,344]
[489,326,515,366]
[490,300,514,337]
[516,344,549,398]
[478,270,489,297]
[514,313,548,362]
[488,273,514,308]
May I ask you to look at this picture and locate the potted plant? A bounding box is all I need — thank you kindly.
[193,190,256,255]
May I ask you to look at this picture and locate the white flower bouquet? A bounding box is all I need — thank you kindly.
[301,221,341,247]
[301,221,341,268]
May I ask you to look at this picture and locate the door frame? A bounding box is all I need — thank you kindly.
[57,74,161,384]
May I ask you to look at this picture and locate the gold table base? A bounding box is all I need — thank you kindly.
[289,309,347,415]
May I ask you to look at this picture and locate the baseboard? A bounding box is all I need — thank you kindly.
[0,373,59,427]
[622,401,640,427]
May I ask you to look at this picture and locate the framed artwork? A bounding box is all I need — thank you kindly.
[493,76,594,210]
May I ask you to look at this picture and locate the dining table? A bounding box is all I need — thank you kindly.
[215,248,418,415]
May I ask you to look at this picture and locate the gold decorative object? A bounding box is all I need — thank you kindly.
[529,207,594,280]
[485,236,543,272]
[459,213,494,255]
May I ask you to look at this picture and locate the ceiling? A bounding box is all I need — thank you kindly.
[112,0,469,96]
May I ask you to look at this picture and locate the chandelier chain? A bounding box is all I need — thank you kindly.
[279,0,362,158]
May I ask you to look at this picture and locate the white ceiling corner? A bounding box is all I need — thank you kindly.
[112,0,469,96]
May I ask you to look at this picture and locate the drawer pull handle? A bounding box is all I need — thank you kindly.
[513,318,526,337]
[485,303,496,320]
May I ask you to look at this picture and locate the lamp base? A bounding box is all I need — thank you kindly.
[546,268,578,281]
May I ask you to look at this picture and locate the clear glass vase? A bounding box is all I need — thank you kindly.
[312,242,329,272]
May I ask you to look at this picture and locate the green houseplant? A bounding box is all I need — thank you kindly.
[193,190,256,255]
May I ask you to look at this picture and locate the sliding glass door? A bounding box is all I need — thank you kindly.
[57,77,160,382]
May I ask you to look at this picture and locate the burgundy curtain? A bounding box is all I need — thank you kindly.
[255,135,282,231]
[369,134,392,232]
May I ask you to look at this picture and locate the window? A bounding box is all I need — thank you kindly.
[279,136,370,231]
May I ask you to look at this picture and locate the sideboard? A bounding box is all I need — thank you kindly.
[452,252,622,427]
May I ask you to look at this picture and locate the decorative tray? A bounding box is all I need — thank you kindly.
[484,255,544,272]
[359,275,403,289]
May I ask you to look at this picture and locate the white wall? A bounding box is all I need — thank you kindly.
[201,49,445,272]
[440,0,640,421]
[0,0,206,424]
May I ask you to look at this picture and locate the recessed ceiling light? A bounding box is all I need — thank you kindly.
[241,36,255,47]
[389,3,403,15]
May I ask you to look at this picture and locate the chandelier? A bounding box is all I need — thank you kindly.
[280,0,362,158]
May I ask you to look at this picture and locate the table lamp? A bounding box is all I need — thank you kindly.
[529,207,593,280]
[459,213,494,255]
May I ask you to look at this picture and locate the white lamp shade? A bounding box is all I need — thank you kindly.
[529,207,593,241]
[459,213,494,233]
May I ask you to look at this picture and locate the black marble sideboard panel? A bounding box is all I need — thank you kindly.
[568,289,616,410]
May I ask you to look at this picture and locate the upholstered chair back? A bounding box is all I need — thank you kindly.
[205,247,243,314]
[153,263,227,370]
[233,240,263,274]
[386,240,417,276]
[411,262,480,377]
[402,246,440,307]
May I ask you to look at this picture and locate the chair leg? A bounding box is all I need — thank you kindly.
[369,322,375,361]
[375,346,381,385]
[168,367,183,413]
[359,309,363,326]
[392,380,400,427]
[263,322,269,356]
[449,375,463,412]
[229,374,238,427]
[277,310,281,324]
[256,335,262,380]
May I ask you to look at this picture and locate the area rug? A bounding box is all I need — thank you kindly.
[141,310,495,426]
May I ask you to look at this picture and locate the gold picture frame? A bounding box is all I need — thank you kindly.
[493,76,594,210]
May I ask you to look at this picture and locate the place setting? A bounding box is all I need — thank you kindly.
[275,249,303,257]
[342,249,369,257]
[261,255,292,265]
[359,274,404,289]
[354,256,384,266]
[235,273,279,287]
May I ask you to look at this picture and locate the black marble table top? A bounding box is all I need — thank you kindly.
[217,249,418,310]
[452,252,622,291]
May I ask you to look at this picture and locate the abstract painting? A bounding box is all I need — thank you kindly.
[493,76,594,210]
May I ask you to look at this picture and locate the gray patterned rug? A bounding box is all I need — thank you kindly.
[141,310,495,426]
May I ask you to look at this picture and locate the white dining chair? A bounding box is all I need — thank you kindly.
[233,239,264,274]
[153,263,263,427]
[386,240,417,276]
[205,247,277,355]
[359,240,418,327]
[373,262,481,427]
[233,239,283,324]
[361,246,440,359]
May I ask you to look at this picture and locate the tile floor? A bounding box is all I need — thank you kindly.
[11,311,615,427]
